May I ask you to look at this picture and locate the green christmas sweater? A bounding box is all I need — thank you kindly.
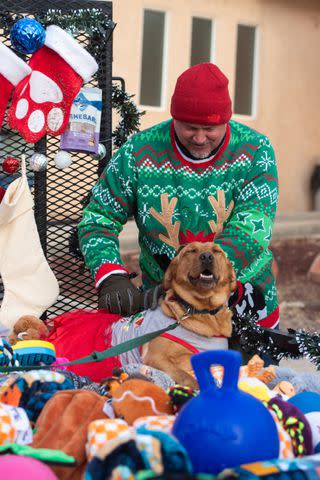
[79,119,279,327]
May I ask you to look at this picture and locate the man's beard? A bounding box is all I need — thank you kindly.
[174,129,226,161]
[188,147,212,159]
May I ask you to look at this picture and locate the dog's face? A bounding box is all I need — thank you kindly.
[163,242,236,303]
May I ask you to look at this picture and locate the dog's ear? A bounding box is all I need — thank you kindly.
[163,255,179,291]
[162,245,186,290]
[176,244,187,254]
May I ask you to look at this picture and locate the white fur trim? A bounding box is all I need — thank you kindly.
[95,270,128,289]
[0,43,31,86]
[45,25,98,82]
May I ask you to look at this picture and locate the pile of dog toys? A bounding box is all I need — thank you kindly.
[0,344,318,479]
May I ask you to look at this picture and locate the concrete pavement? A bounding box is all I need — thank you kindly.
[279,356,318,373]
[272,212,320,240]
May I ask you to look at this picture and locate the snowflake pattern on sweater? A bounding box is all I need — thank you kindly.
[79,119,279,324]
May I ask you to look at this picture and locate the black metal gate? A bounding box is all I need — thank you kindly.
[0,0,113,317]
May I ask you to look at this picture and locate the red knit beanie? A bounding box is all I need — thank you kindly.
[170,62,232,125]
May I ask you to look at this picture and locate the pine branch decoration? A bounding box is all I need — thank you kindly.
[112,84,145,148]
[36,8,115,37]
[0,9,115,59]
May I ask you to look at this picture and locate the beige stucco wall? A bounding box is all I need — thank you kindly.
[112,0,320,212]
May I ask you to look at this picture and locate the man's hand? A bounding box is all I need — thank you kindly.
[228,281,267,322]
[98,274,163,316]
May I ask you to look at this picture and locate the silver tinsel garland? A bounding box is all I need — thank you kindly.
[295,329,320,369]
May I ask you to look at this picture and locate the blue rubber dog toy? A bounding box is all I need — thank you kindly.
[172,350,279,474]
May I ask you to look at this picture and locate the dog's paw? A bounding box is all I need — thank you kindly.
[173,371,198,390]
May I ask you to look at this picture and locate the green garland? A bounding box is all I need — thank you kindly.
[0,8,115,38]
[35,8,115,36]
[0,8,115,59]
[35,8,115,58]
[112,84,145,148]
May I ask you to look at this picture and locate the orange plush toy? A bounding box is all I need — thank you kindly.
[112,379,173,425]
[8,315,48,345]
[32,389,108,480]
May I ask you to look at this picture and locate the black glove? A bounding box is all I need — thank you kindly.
[98,274,163,316]
[228,281,267,322]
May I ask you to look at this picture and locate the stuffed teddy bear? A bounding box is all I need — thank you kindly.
[8,315,48,345]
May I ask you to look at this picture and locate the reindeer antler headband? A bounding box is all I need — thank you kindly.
[150,191,234,251]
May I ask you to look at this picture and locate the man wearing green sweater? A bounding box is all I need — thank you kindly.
[78,62,279,335]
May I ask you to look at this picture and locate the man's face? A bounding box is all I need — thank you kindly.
[174,120,227,159]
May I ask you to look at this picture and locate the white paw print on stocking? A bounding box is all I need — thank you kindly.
[7,25,98,144]
[15,71,64,134]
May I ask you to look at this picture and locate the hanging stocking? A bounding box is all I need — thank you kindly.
[7,25,98,143]
[0,155,59,331]
[0,43,31,128]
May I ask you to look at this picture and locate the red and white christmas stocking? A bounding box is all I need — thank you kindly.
[0,43,31,128]
[7,25,98,143]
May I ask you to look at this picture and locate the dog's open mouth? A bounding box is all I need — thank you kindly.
[188,268,218,288]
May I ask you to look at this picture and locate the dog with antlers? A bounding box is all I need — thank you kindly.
[133,192,237,387]
[117,192,236,388]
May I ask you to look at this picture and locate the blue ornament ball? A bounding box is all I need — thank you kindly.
[10,18,46,55]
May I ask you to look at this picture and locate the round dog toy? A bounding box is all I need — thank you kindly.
[12,340,56,366]
[172,350,279,475]
[0,454,58,479]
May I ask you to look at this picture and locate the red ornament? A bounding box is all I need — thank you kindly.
[2,157,20,174]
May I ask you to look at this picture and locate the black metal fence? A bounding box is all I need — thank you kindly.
[0,0,113,317]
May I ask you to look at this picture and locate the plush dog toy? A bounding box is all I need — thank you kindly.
[111,379,174,425]
[32,389,108,479]
[8,315,48,345]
